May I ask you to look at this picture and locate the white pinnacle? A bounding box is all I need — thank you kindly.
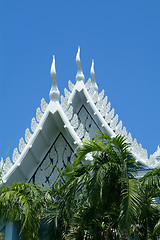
[49,55,60,102]
[90,59,98,90]
[76,46,85,82]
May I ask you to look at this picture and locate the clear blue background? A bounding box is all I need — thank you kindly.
[0,0,160,161]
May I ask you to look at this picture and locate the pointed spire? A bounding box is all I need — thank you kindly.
[90,59,98,90]
[76,46,85,82]
[49,55,60,102]
[90,59,95,82]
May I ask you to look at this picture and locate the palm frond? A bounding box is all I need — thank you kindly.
[119,178,141,236]
[153,219,160,237]
[139,167,160,198]
[75,140,104,165]
[0,182,44,240]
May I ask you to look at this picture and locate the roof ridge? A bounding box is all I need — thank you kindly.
[0,98,48,180]
[1,47,160,182]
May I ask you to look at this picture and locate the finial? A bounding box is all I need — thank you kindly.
[90,59,98,90]
[49,55,60,102]
[90,59,95,82]
[76,46,85,82]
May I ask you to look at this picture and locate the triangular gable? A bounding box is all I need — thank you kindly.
[1,101,81,186]
[1,47,160,186]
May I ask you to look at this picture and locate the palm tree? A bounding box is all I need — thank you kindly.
[0,132,159,240]
[43,132,142,239]
[0,182,45,240]
[136,167,160,240]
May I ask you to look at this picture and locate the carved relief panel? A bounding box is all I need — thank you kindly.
[30,133,74,189]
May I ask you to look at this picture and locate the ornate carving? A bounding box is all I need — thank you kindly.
[147,157,156,168]
[133,142,147,161]
[115,120,122,134]
[110,114,118,130]
[127,132,132,143]
[121,126,127,137]
[102,96,108,106]
[77,105,101,140]
[25,128,32,143]
[98,90,105,101]
[12,148,20,163]
[30,133,74,188]
[66,105,73,121]
[132,138,138,154]
[64,88,71,100]
[83,131,90,142]
[76,123,84,140]
[100,107,107,118]
[88,87,95,98]
[3,157,13,174]
[143,149,148,159]
[71,114,79,129]
[150,145,160,159]
[105,114,110,124]
[109,108,115,119]
[19,137,26,153]
[96,96,108,118]
[106,102,111,113]
[85,78,92,90]
[68,80,74,92]
[105,109,114,124]
[41,98,48,113]
[36,107,43,123]
[31,117,38,133]
[92,91,99,104]
[61,95,68,112]
[96,99,104,111]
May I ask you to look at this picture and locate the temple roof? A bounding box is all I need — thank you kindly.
[1,47,160,185]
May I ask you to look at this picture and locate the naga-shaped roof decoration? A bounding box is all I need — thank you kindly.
[1,47,160,185]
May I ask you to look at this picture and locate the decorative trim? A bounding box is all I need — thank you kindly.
[31,117,38,133]
[3,157,13,175]
[12,148,20,163]
[30,133,75,187]
[25,128,32,143]
[68,80,74,92]
[41,98,48,113]
[19,137,26,153]
[85,78,92,90]
[36,107,43,123]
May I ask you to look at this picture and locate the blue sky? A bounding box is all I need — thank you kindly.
[0,0,160,161]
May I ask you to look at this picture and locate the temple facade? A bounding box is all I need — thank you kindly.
[0,47,160,239]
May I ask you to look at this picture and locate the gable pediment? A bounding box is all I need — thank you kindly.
[1,47,160,186]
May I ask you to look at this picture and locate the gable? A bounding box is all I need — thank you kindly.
[1,47,160,187]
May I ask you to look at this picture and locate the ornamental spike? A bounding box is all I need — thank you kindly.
[90,59,95,82]
[49,55,60,102]
[90,59,98,90]
[76,46,85,82]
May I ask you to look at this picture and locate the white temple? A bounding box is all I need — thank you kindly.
[1,47,160,188]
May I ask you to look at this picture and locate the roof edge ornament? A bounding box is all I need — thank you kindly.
[76,46,85,82]
[49,55,60,102]
[90,59,98,91]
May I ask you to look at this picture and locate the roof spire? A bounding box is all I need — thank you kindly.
[90,59,98,90]
[49,55,60,102]
[76,46,85,82]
